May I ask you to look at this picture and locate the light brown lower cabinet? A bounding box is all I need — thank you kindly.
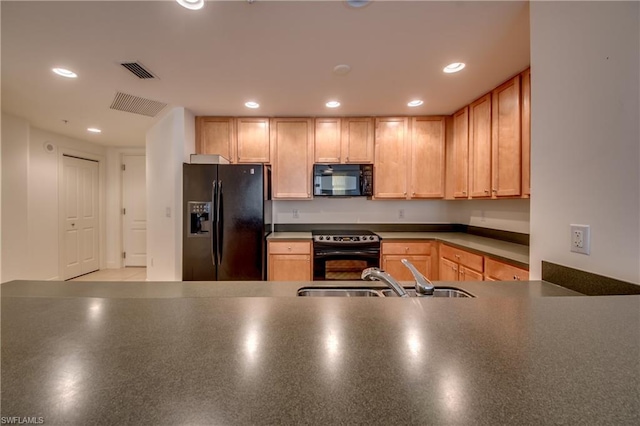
[484,258,529,281]
[439,257,459,281]
[268,241,312,281]
[439,243,484,281]
[381,241,434,281]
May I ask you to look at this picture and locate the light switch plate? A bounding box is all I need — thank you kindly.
[570,224,590,255]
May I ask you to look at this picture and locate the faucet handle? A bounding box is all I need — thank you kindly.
[401,259,434,295]
[361,267,381,280]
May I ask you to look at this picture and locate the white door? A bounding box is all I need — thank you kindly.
[122,155,147,266]
[62,155,99,279]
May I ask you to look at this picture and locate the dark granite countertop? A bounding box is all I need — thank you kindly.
[1,281,637,425]
[267,231,529,267]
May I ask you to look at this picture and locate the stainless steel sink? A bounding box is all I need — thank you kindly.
[297,287,473,298]
[380,288,473,298]
[297,288,382,297]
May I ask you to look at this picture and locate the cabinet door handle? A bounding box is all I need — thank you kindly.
[492,189,497,193]
[484,189,489,194]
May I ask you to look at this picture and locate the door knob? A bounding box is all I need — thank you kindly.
[71,223,75,227]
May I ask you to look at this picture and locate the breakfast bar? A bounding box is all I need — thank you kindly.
[1,280,638,425]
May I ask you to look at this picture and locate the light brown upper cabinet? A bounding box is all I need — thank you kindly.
[314,117,374,164]
[196,117,270,164]
[196,117,236,162]
[410,117,446,198]
[491,75,522,197]
[373,117,410,199]
[271,118,314,199]
[452,107,470,198]
[314,118,342,163]
[342,117,374,163]
[236,118,270,163]
[521,68,531,197]
[469,93,493,198]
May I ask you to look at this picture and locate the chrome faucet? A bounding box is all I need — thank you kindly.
[361,267,410,298]
[401,259,435,296]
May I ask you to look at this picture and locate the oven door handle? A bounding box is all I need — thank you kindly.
[314,250,380,257]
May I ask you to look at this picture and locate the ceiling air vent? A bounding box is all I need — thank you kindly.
[120,62,156,79]
[110,92,167,117]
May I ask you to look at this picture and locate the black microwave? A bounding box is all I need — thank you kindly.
[313,164,373,197]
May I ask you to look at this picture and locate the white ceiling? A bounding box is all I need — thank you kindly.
[1,0,530,147]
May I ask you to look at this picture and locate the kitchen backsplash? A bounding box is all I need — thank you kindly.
[273,198,530,234]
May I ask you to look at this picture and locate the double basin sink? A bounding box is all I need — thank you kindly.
[297,287,473,298]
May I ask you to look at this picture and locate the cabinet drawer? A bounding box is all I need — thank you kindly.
[485,258,529,281]
[268,241,311,255]
[440,244,484,272]
[382,241,431,255]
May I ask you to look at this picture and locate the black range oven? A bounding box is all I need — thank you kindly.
[312,230,380,281]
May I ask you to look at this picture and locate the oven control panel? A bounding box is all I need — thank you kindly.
[313,235,379,243]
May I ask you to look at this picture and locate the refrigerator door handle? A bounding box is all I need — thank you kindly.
[211,180,218,266]
[217,180,223,265]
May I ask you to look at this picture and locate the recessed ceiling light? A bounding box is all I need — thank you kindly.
[176,0,205,11]
[52,68,77,78]
[443,62,466,74]
[245,101,260,109]
[326,101,341,108]
[333,64,351,76]
[87,128,102,133]
[346,0,371,8]
[407,100,424,107]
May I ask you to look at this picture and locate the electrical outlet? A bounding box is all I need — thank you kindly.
[398,209,405,219]
[293,209,299,219]
[570,224,590,255]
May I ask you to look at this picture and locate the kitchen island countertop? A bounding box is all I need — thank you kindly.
[1,280,637,425]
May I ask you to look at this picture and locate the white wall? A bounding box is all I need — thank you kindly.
[1,112,110,282]
[530,1,640,283]
[452,199,530,234]
[28,127,107,280]
[274,198,451,224]
[274,198,530,234]
[1,113,29,282]
[146,107,194,281]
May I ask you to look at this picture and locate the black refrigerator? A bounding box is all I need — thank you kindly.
[183,163,271,281]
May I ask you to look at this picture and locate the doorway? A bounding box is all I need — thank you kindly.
[122,155,147,266]
[61,155,100,280]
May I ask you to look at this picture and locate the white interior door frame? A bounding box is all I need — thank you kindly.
[58,148,106,280]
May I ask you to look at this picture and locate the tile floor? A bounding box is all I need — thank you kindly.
[70,267,147,282]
